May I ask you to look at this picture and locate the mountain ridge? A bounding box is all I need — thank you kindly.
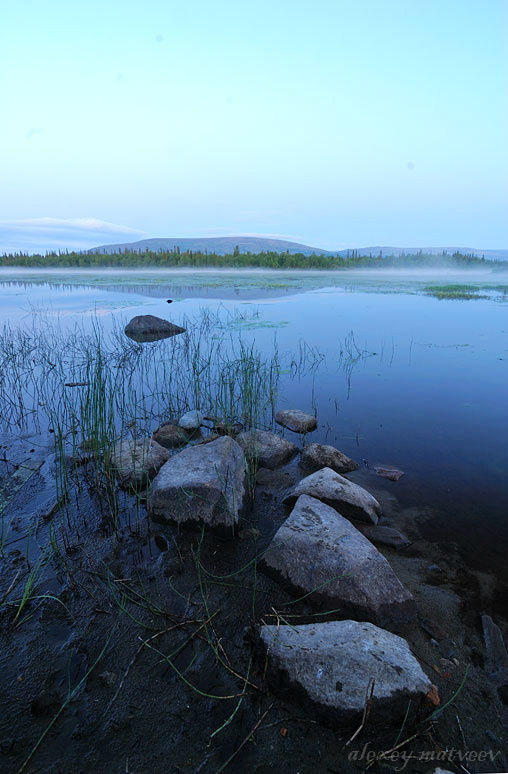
[88,236,508,261]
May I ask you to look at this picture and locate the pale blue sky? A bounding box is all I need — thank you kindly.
[1,0,506,253]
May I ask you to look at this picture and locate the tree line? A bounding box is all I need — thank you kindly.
[0,247,496,270]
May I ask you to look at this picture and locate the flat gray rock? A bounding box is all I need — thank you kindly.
[112,438,170,489]
[275,409,317,434]
[261,495,416,626]
[152,423,189,449]
[259,620,432,725]
[300,442,358,474]
[124,315,185,342]
[148,436,247,532]
[283,467,381,525]
[363,525,411,549]
[236,429,299,470]
[178,410,204,430]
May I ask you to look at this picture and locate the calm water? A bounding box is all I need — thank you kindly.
[1,267,507,587]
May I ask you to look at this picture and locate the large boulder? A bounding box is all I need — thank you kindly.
[275,409,317,434]
[148,436,247,532]
[283,467,381,525]
[236,429,299,470]
[259,620,433,726]
[300,443,358,474]
[261,495,416,626]
[112,438,170,489]
[124,315,185,342]
[152,423,189,449]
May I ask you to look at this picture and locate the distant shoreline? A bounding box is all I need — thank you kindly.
[0,249,503,271]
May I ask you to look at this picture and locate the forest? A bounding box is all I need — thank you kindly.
[0,247,497,270]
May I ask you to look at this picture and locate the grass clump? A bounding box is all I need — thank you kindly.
[423,284,486,300]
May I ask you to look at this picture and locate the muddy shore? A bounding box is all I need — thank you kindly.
[1,431,507,774]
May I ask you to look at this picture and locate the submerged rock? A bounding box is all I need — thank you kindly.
[261,495,416,626]
[112,438,170,489]
[374,465,405,481]
[275,409,317,434]
[124,315,185,342]
[363,525,411,549]
[300,442,358,474]
[259,620,432,725]
[236,429,299,470]
[283,467,381,525]
[152,423,189,449]
[148,436,247,532]
[178,410,204,431]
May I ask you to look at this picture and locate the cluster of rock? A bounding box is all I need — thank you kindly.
[111,406,434,726]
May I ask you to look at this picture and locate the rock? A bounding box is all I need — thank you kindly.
[363,525,411,549]
[275,409,317,434]
[481,614,508,679]
[420,618,448,641]
[99,671,117,687]
[236,429,299,470]
[261,495,416,626]
[112,438,170,489]
[300,443,358,474]
[124,315,185,342]
[374,465,405,481]
[148,436,247,532]
[283,467,381,525]
[259,620,432,725]
[214,420,244,437]
[197,433,220,445]
[152,423,189,449]
[178,410,204,430]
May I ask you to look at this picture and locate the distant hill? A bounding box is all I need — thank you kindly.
[89,236,508,261]
[90,236,333,256]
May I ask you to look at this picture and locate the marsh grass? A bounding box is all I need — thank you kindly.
[423,284,488,300]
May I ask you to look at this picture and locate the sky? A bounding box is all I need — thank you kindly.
[1,0,507,253]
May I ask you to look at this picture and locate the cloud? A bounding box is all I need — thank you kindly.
[0,217,145,255]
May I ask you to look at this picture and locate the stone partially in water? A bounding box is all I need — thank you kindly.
[259,620,432,725]
[124,315,185,342]
[148,436,247,532]
[261,494,416,626]
[112,437,170,489]
[363,525,411,549]
[178,410,204,430]
[275,409,317,434]
[236,429,299,470]
[374,466,405,481]
[300,442,358,474]
[152,423,189,449]
[283,467,381,525]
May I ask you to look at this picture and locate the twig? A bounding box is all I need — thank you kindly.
[0,569,20,606]
[103,625,179,718]
[216,702,274,773]
[344,677,375,747]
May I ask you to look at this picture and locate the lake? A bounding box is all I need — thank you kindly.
[1,267,507,591]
